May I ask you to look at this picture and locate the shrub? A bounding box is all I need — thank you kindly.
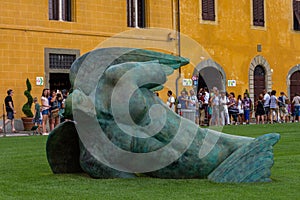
[22,78,34,117]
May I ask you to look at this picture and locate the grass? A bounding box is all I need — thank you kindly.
[0,123,299,200]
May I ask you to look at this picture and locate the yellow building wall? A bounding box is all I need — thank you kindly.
[180,0,300,97]
[0,0,175,118]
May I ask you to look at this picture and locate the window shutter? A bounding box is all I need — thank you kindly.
[207,0,215,21]
[49,0,59,20]
[49,0,53,19]
[294,0,300,24]
[253,0,264,26]
[62,0,66,20]
[67,0,72,21]
[202,0,215,21]
[62,0,72,21]
[127,0,135,27]
[53,0,59,20]
[137,0,145,28]
[202,0,209,20]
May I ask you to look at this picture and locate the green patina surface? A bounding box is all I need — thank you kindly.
[46,48,280,182]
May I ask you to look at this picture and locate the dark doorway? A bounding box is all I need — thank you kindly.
[198,74,208,89]
[49,73,71,92]
[254,65,266,98]
[290,70,300,100]
[197,67,224,93]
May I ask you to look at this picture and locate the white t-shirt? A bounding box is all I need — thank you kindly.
[204,92,209,104]
[270,95,277,109]
[41,96,49,111]
[293,96,300,106]
[220,96,229,112]
[188,95,197,109]
[263,93,270,107]
[167,96,175,111]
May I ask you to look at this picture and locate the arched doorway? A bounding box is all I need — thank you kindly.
[254,65,266,98]
[290,70,300,100]
[249,55,272,100]
[195,59,226,93]
[198,67,224,92]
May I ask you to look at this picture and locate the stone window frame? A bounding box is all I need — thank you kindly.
[248,55,272,100]
[199,0,218,25]
[286,64,300,98]
[49,0,73,22]
[250,0,266,30]
[44,48,80,89]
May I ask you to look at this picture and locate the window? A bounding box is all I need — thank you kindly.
[293,0,300,31]
[45,48,80,89]
[253,0,264,27]
[127,0,146,28]
[49,54,76,69]
[49,0,72,21]
[202,0,215,21]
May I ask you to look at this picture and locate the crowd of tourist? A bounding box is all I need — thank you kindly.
[172,87,300,126]
[37,88,68,135]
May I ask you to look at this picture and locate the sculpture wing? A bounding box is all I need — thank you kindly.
[207,133,280,182]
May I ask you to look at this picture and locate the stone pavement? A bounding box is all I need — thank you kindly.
[0,119,49,137]
[0,130,46,137]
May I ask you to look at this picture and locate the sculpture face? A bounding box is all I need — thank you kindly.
[46,48,280,183]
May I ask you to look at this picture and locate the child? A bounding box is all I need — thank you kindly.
[33,97,42,135]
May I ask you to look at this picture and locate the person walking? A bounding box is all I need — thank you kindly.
[0,89,18,133]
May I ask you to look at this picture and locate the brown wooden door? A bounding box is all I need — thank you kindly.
[290,70,300,100]
[254,65,265,98]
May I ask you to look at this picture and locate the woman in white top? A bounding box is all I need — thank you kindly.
[237,95,244,124]
[41,88,50,134]
[219,91,229,125]
[166,90,175,112]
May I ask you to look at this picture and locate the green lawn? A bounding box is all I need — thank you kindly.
[0,123,299,200]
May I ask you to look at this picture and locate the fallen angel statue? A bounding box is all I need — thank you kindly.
[46,47,280,183]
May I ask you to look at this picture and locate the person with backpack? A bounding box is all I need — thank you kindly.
[278,92,289,123]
